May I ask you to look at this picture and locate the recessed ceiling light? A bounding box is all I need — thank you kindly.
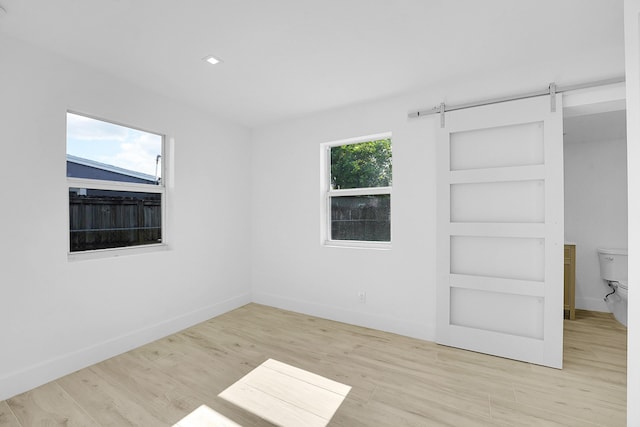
[203,55,222,65]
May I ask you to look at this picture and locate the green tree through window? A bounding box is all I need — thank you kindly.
[331,138,392,190]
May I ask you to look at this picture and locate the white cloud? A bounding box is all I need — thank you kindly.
[112,132,162,177]
[67,113,129,142]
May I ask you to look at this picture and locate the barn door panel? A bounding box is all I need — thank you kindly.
[436,95,564,368]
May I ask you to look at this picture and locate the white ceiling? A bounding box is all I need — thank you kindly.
[0,0,625,128]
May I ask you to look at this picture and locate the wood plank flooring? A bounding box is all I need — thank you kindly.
[0,305,627,426]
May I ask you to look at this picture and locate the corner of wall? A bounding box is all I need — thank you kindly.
[0,293,251,401]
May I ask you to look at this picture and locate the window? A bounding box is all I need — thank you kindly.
[322,134,392,246]
[66,112,165,253]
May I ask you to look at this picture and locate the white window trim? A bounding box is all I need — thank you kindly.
[67,177,164,193]
[67,240,169,261]
[66,113,168,260]
[320,132,392,249]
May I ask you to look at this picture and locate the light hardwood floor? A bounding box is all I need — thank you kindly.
[0,304,627,426]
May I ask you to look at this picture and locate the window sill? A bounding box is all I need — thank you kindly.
[323,240,391,250]
[67,243,170,262]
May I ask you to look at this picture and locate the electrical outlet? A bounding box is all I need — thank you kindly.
[358,291,367,303]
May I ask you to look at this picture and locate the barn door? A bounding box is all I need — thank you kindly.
[436,94,564,368]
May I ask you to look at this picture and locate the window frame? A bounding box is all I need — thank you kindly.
[66,111,168,260]
[320,132,392,249]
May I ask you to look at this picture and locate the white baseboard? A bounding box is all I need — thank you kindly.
[575,296,610,312]
[0,293,251,401]
[253,292,435,342]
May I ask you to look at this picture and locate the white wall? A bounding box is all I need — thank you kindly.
[624,1,640,424]
[564,136,628,311]
[0,35,252,400]
[251,96,437,340]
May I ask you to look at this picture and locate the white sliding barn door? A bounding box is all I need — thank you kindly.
[436,95,564,368]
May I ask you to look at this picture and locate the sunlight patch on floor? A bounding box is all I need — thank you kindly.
[173,404,242,427]
[219,358,351,427]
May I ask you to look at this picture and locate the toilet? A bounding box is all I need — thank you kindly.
[597,248,628,327]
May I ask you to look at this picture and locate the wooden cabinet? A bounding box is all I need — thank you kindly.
[564,244,576,320]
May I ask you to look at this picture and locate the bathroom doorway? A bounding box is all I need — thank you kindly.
[563,109,628,324]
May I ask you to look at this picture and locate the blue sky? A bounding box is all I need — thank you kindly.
[66,112,162,177]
